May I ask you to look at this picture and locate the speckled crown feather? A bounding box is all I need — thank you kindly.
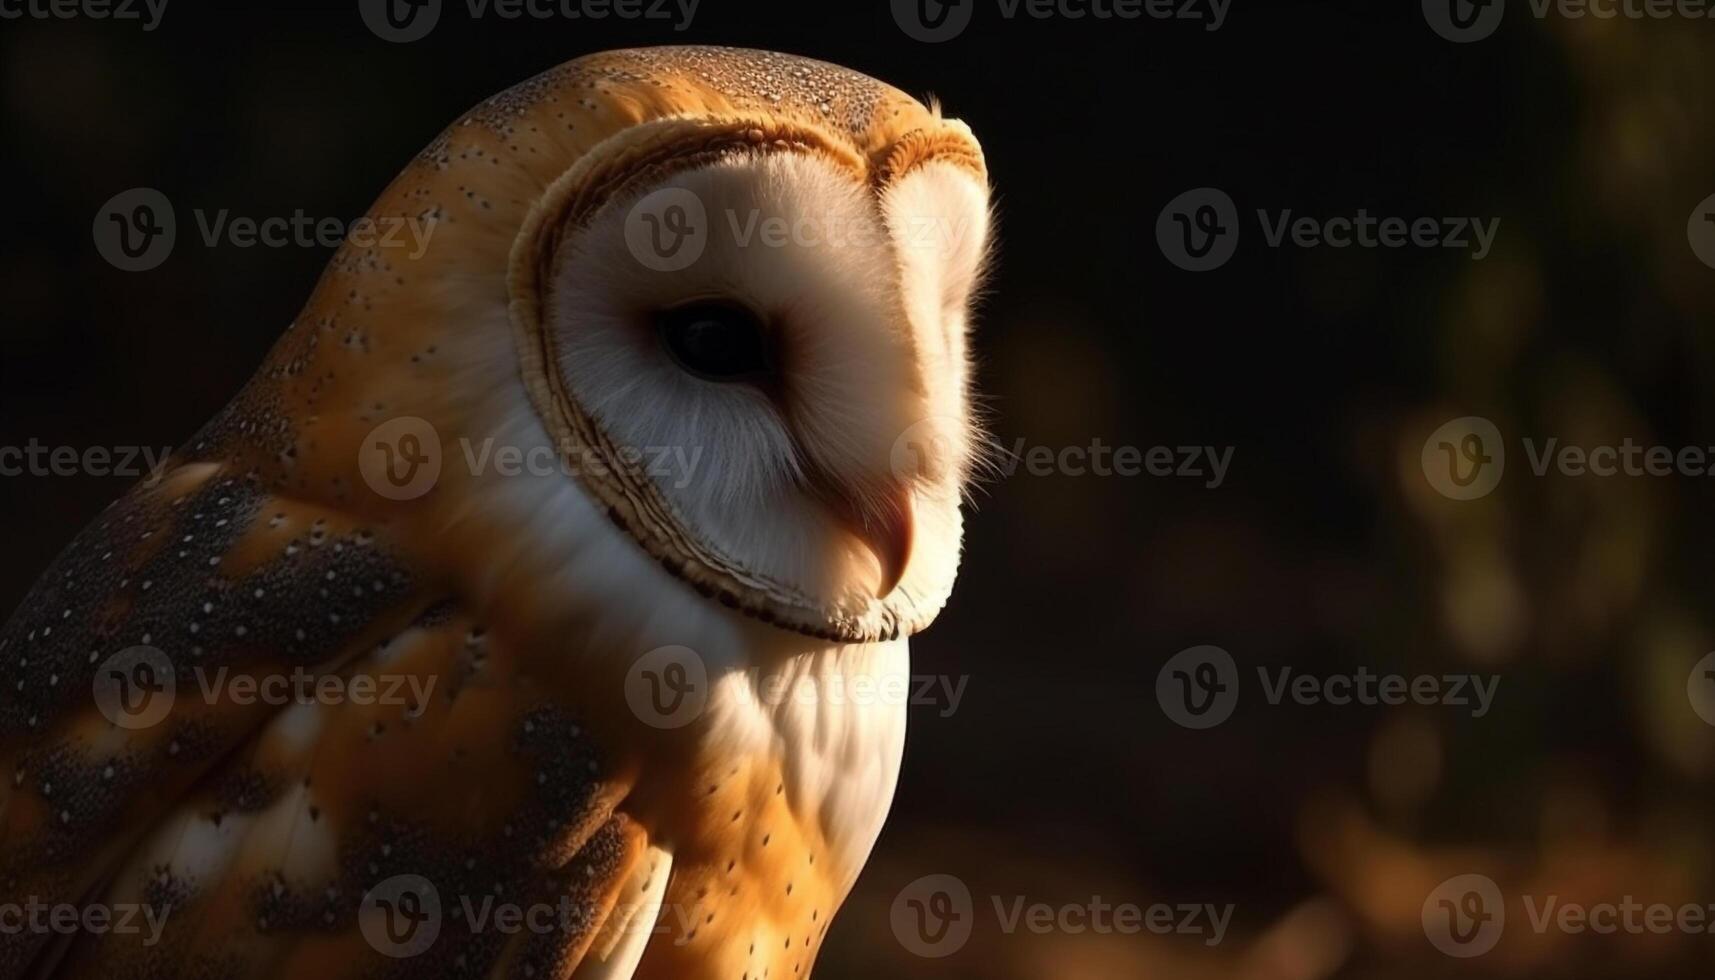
[208,43,988,491]
[443,46,980,174]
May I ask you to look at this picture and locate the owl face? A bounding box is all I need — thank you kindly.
[512,124,993,643]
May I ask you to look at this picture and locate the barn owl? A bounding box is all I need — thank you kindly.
[0,46,991,979]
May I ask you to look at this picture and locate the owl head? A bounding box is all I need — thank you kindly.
[226,47,992,645]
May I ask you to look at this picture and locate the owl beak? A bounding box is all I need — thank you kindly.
[863,492,915,600]
[812,475,915,600]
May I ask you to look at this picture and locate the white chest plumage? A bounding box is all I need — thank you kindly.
[720,639,911,893]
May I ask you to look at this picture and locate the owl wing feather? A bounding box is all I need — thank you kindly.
[0,459,646,979]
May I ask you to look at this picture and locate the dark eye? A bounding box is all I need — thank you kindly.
[655,301,774,382]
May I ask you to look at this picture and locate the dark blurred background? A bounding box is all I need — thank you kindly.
[7,1,1715,976]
